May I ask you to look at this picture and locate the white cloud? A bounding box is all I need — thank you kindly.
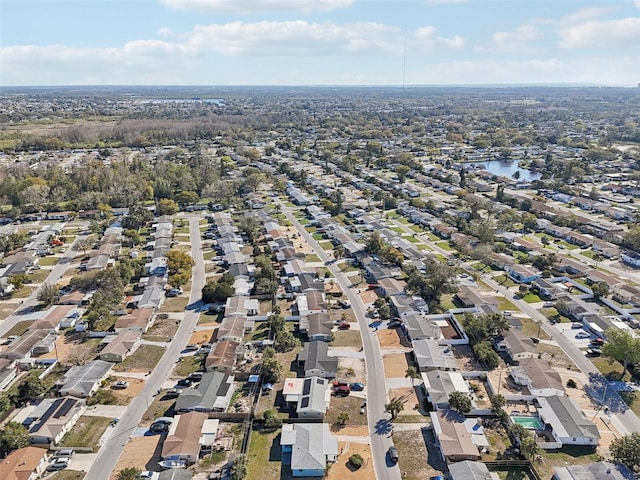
[159,0,354,14]
[413,27,464,50]
[635,0,640,8]
[489,24,543,52]
[562,6,618,23]
[558,17,640,49]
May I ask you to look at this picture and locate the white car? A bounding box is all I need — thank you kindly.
[575,332,590,339]
[47,458,70,471]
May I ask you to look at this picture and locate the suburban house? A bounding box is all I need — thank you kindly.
[412,339,459,372]
[297,342,338,378]
[493,329,537,363]
[505,264,541,284]
[22,397,85,445]
[296,377,331,419]
[509,358,565,397]
[422,370,472,410]
[98,330,142,363]
[0,329,53,361]
[553,462,634,480]
[114,308,155,332]
[0,446,49,480]
[175,372,235,413]
[281,423,338,477]
[449,461,500,480]
[430,410,485,462]
[532,278,563,300]
[299,312,333,342]
[402,313,442,342]
[161,411,212,464]
[205,339,239,373]
[536,395,600,446]
[55,360,113,398]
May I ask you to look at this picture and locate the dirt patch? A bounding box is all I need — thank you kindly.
[113,435,162,475]
[336,425,369,436]
[383,353,409,378]
[378,329,404,349]
[189,329,215,344]
[388,387,421,415]
[0,303,20,321]
[39,333,100,364]
[143,317,180,342]
[336,356,366,382]
[358,289,378,305]
[393,429,444,480]
[327,442,374,480]
[109,377,146,403]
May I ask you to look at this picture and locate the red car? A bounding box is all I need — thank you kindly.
[334,386,351,396]
[338,322,351,330]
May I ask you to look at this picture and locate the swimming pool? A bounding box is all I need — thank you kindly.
[510,415,544,429]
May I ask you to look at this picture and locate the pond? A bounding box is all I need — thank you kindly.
[466,160,541,182]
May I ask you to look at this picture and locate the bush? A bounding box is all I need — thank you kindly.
[348,454,364,469]
[566,379,577,389]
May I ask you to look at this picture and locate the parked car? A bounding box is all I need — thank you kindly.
[388,446,399,463]
[338,322,351,330]
[150,422,170,433]
[165,388,181,398]
[47,458,70,471]
[586,348,602,357]
[334,386,350,397]
[184,344,198,351]
[591,338,605,346]
[189,372,204,381]
[177,378,193,387]
[575,332,590,339]
[349,382,364,391]
[112,381,130,389]
[387,320,403,328]
[571,323,584,329]
[54,449,75,458]
[543,302,554,308]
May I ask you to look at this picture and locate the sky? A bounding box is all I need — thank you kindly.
[1,0,640,86]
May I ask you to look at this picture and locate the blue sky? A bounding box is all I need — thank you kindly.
[1,0,639,86]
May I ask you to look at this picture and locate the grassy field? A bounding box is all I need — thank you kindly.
[28,270,50,283]
[59,416,112,451]
[38,256,61,266]
[520,318,550,340]
[330,330,363,349]
[4,320,32,337]
[160,296,190,312]
[537,446,600,479]
[49,471,86,480]
[174,355,203,377]
[246,427,285,480]
[496,297,518,311]
[305,253,321,263]
[435,241,453,251]
[590,357,632,381]
[326,395,368,427]
[114,345,165,372]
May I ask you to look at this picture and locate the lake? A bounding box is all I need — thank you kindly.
[466,160,541,182]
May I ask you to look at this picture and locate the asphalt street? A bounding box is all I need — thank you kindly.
[278,202,401,480]
[87,216,206,479]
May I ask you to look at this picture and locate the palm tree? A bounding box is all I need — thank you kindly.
[592,251,604,269]
[385,397,405,421]
[405,366,419,387]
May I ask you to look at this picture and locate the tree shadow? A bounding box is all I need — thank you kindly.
[375,418,392,435]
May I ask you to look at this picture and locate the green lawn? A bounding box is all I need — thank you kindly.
[494,274,517,288]
[174,355,203,377]
[435,241,453,251]
[537,446,600,479]
[160,296,190,312]
[27,270,49,283]
[38,256,60,266]
[4,320,32,337]
[113,345,165,372]
[591,357,633,381]
[59,416,112,451]
[246,428,284,480]
[390,226,404,234]
[304,253,321,263]
[520,318,550,340]
[496,297,518,311]
[330,330,363,349]
[49,471,85,480]
[521,292,542,303]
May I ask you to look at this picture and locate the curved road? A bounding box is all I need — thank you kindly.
[278,202,401,480]
[88,216,206,479]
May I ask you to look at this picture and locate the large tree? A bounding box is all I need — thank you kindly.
[602,328,640,378]
[611,432,640,472]
[448,391,472,414]
[0,421,29,454]
[385,397,405,420]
